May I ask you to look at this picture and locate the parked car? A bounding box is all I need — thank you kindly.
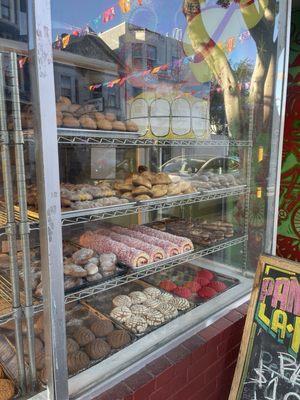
[161,156,240,179]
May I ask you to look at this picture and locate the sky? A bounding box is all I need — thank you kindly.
[51,0,186,38]
[51,0,258,68]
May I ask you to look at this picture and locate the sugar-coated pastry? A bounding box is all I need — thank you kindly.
[157,303,178,320]
[145,309,165,326]
[158,292,174,303]
[90,320,114,337]
[73,327,95,346]
[130,304,150,316]
[107,329,131,348]
[110,306,132,322]
[129,291,148,304]
[0,379,15,400]
[143,287,161,299]
[171,297,190,311]
[143,299,162,309]
[124,315,148,333]
[85,338,111,360]
[196,269,214,282]
[183,281,201,293]
[112,295,132,308]
[173,286,192,299]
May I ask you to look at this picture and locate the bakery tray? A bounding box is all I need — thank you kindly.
[64,303,135,378]
[142,263,240,305]
[0,334,20,398]
[58,127,143,139]
[83,280,195,338]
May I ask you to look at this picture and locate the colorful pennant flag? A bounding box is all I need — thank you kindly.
[119,0,131,13]
[62,34,71,49]
[102,6,116,23]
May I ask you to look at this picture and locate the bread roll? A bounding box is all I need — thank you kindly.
[58,96,71,105]
[63,117,80,128]
[67,351,90,375]
[112,121,126,131]
[69,104,81,113]
[167,183,182,196]
[151,173,172,185]
[79,115,97,130]
[132,186,152,196]
[132,176,152,189]
[97,119,113,131]
[141,171,153,181]
[114,182,133,192]
[73,327,95,346]
[125,120,139,132]
[151,184,168,198]
[134,195,152,201]
[94,112,105,121]
[85,338,111,360]
[105,112,116,122]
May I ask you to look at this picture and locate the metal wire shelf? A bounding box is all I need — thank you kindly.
[0,274,26,324]
[56,129,252,147]
[61,186,248,227]
[0,202,39,234]
[31,235,247,313]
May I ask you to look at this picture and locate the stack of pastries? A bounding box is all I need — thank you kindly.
[56,96,138,132]
[114,170,195,201]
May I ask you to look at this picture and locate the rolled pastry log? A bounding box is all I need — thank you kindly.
[130,225,194,252]
[111,226,180,257]
[79,231,150,268]
[96,228,165,262]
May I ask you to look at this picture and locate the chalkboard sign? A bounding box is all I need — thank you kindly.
[229,255,300,400]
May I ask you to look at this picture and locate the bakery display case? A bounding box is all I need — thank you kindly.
[0,0,291,398]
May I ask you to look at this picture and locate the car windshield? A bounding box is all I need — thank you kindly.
[163,159,207,174]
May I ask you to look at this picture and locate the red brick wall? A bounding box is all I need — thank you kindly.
[95,303,248,400]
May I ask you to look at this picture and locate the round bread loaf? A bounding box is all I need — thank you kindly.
[73,327,95,346]
[112,121,126,131]
[0,379,14,400]
[158,293,174,303]
[67,337,80,354]
[79,115,97,130]
[90,320,114,337]
[107,329,131,349]
[67,351,90,375]
[63,116,80,128]
[105,112,116,122]
[85,338,111,360]
[97,119,113,130]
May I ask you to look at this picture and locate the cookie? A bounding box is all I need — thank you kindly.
[145,309,165,326]
[171,297,190,311]
[112,295,132,308]
[130,304,150,316]
[73,327,95,346]
[0,379,15,400]
[157,303,178,320]
[90,320,114,337]
[129,291,148,304]
[124,316,148,333]
[143,287,161,299]
[107,330,131,349]
[110,306,132,322]
[67,337,79,354]
[85,339,111,360]
[67,351,90,375]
